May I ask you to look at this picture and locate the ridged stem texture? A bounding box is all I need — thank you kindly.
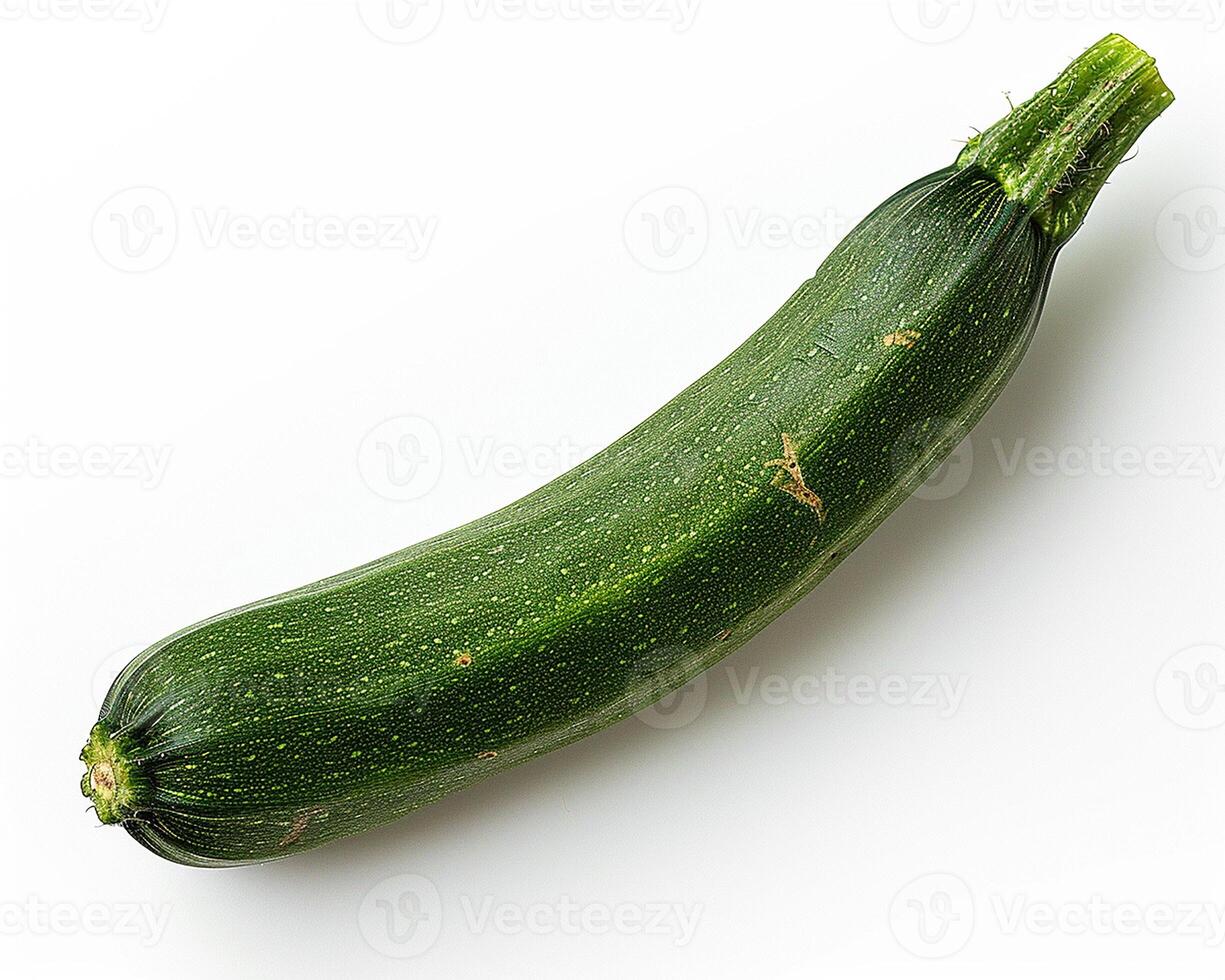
[957,33,1174,244]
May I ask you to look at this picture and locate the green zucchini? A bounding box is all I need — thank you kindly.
[82,35,1173,866]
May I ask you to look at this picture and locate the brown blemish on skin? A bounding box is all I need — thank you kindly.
[883,329,921,349]
[765,434,827,524]
[277,813,310,848]
[714,628,732,642]
[455,651,472,667]
[477,750,498,760]
[277,807,324,848]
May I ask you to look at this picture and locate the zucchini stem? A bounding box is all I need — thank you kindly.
[81,723,144,825]
[957,34,1174,244]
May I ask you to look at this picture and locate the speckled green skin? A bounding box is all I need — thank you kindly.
[82,36,1171,866]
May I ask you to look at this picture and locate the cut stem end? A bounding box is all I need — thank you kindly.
[81,723,144,825]
[957,34,1174,244]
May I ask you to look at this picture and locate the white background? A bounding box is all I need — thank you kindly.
[2,1,1222,976]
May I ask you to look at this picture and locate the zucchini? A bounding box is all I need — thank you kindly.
[82,35,1173,866]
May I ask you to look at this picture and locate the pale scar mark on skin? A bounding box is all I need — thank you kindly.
[277,807,325,848]
[765,434,827,524]
[883,329,921,349]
